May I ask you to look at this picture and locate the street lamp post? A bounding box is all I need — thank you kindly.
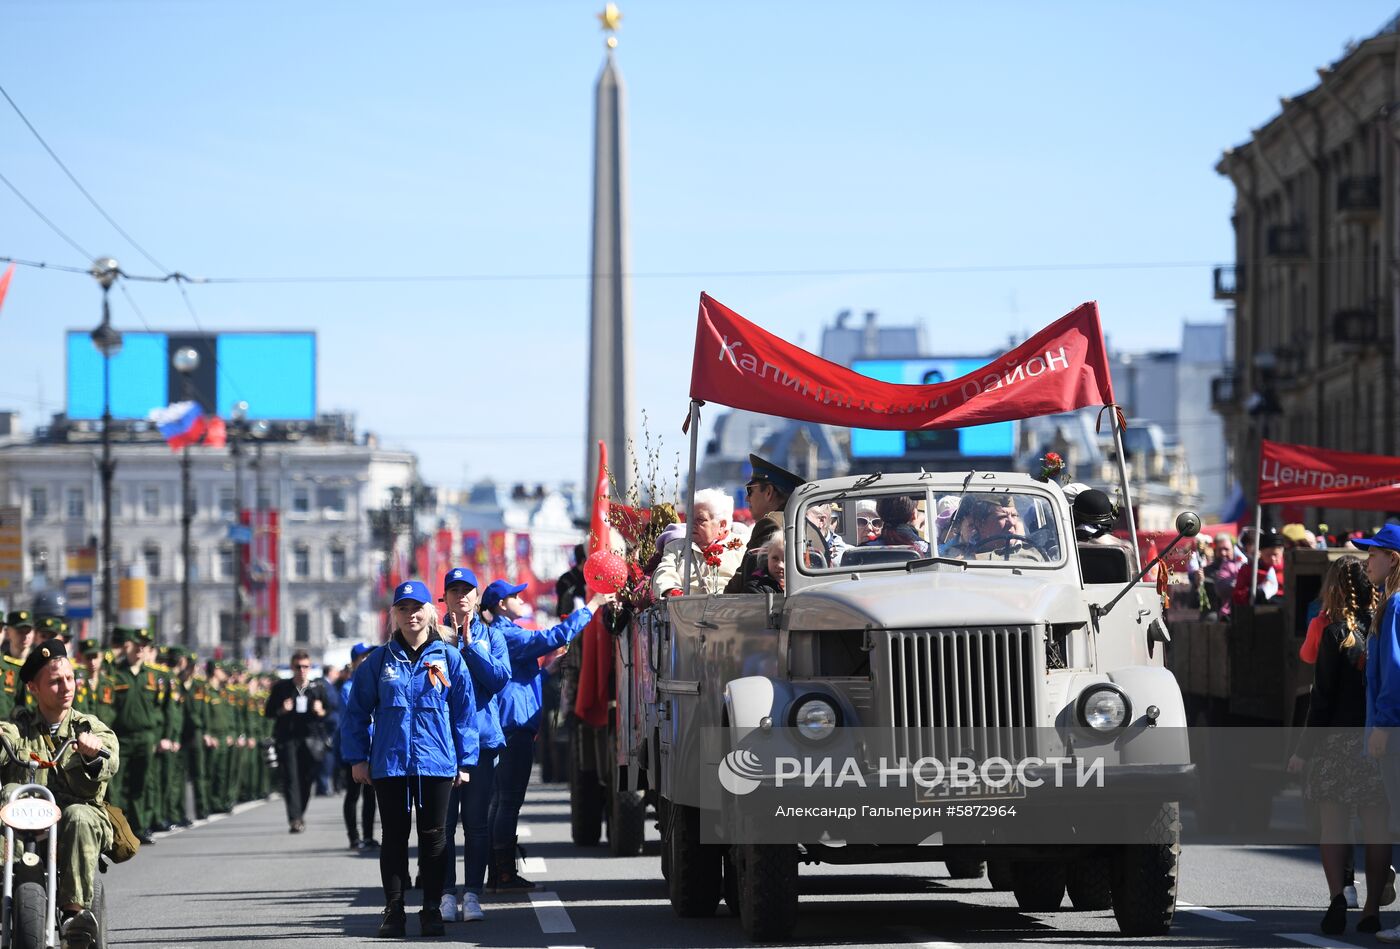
[89,258,122,644]
[173,346,200,649]
[230,401,249,659]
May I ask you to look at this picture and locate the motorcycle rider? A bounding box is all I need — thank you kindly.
[0,639,119,947]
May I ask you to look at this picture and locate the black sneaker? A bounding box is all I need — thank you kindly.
[137,832,156,846]
[349,838,362,851]
[1322,892,1348,935]
[60,909,99,948]
[419,907,445,938]
[377,905,406,938]
[362,838,381,850]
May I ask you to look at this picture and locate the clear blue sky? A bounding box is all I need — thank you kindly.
[3,1,1395,489]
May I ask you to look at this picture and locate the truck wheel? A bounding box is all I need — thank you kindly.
[987,859,1015,891]
[737,843,799,941]
[665,802,722,917]
[569,729,604,847]
[1110,802,1181,936]
[944,857,986,880]
[1066,857,1113,910]
[723,849,741,916]
[12,881,47,949]
[1010,861,1066,911]
[607,786,646,857]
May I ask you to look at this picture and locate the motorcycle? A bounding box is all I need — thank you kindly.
[0,735,109,949]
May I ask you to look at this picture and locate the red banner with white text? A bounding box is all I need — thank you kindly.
[689,294,1117,429]
[1259,439,1400,510]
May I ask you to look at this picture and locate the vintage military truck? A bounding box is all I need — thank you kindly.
[617,470,1198,941]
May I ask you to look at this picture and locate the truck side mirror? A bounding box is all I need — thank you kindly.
[1092,510,1202,621]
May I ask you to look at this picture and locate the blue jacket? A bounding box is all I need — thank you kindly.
[458,616,511,751]
[339,633,478,779]
[1368,592,1400,742]
[494,608,593,735]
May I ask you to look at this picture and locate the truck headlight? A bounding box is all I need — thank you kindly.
[1076,685,1130,732]
[791,696,839,742]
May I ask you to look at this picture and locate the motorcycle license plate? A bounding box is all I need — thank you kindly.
[0,798,61,832]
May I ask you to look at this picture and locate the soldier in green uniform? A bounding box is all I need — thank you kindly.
[203,661,231,814]
[0,639,119,946]
[180,653,209,820]
[74,640,116,727]
[159,646,191,828]
[2,609,34,660]
[147,649,174,831]
[110,626,161,844]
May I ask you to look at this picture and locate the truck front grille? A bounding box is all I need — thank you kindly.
[877,626,1037,764]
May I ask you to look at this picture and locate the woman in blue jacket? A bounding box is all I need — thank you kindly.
[341,580,478,939]
[437,567,510,923]
[481,579,611,891]
[1363,525,1400,943]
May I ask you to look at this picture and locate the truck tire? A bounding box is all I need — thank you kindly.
[12,881,47,949]
[987,859,1015,891]
[607,786,646,857]
[737,843,799,941]
[944,857,986,880]
[665,801,721,917]
[1010,861,1066,911]
[723,850,741,916]
[1110,802,1181,936]
[569,729,604,847]
[1066,857,1114,910]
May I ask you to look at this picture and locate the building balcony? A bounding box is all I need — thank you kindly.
[1332,307,1380,349]
[1265,224,1308,260]
[1338,176,1381,222]
[1213,265,1243,300]
[1210,371,1238,411]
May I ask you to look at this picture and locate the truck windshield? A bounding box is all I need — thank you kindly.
[799,488,1063,574]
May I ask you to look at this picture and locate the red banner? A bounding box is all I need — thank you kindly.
[1259,439,1400,510]
[690,294,1116,429]
[241,510,279,637]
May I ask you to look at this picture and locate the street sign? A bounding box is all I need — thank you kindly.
[227,524,253,545]
[64,575,94,619]
[0,506,21,593]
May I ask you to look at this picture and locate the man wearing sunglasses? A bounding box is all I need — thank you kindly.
[724,454,825,592]
[265,650,330,833]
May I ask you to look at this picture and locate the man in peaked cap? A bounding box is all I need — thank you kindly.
[0,638,119,944]
[723,454,824,593]
[109,626,162,844]
[3,610,34,662]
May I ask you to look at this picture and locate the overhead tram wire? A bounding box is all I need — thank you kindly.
[0,170,93,259]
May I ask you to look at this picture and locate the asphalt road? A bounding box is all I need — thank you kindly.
[103,777,1385,948]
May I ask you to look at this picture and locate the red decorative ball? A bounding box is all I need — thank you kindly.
[583,550,628,594]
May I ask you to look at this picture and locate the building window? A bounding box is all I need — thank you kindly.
[317,485,347,515]
[218,544,236,579]
[291,486,310,515]
[29,487,46,520]
[293,544,310,578]
[218,612,236,647]
[142,487,161,518]
[66,488,85,521]
[294,610,310,644]
[29,543,48,578]
[186,546,199,582]
[143,543,161,579]
[218,486,236,518]
[256,486,273,511]
[331,612,348,639]
[329,546,347,577]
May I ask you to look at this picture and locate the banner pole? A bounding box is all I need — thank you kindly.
[1110,407,1142,573]
[681,400,701,593]
[1250,503,1262,602]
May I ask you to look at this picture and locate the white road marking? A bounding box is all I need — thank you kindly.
[920,942,964,949]
[518,825,532,837]
[521,856,547,874]
[1177,902,1253,923]
[1278,934,1362,949]
[530,891,575,934]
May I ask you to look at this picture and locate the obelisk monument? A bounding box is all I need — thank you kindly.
[586,3,634,497]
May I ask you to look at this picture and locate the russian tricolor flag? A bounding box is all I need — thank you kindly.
[150,401,208,451]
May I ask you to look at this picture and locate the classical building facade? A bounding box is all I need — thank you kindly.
[0,413,417,662]
[1215,19,1400,522]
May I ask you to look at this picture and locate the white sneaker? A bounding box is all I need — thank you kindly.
[439,893,458,922]
[462,893,484,922]
[1345,884,1359,909]
[1376,924,1400,943]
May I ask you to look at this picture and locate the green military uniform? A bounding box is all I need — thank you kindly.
[146,659,173,828]
[183,672,209,819]
[0,654,23,721]
[226,679,248,805]
[159,648,189,826]
[110,627,161,838]
[204,672,231,813]
[0,640,119,911]
[74,641,117,729]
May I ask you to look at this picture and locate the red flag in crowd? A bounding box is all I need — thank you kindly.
[589,440,610,556]
[576,439,614,728]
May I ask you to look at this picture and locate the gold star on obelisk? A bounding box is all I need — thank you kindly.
[598,3,622,49]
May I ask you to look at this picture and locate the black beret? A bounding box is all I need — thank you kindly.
[20,638,67,684]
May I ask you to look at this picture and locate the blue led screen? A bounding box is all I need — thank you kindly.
[66,331,316,420]
[849,358,1015,459]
